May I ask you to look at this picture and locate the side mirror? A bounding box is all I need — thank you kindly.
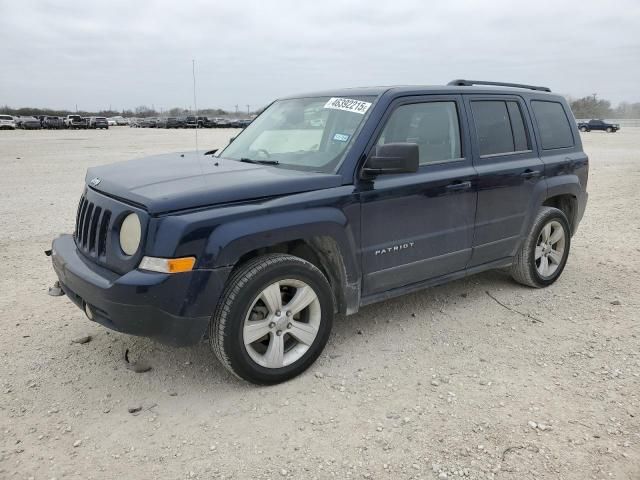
[363,143,419,176]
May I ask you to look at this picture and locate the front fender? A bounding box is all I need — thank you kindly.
[203,207,360,283]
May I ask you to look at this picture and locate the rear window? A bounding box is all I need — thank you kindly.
[531,101,574,150]
[0,115,13,120]
[471,100,531,156]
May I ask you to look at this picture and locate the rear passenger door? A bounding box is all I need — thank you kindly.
[464,95,546,267]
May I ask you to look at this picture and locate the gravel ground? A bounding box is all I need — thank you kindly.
[1,127,639,480]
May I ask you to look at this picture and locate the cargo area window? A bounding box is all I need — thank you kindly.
[377,101,462,165]
[531,100,574,150]
[471,100,531,157]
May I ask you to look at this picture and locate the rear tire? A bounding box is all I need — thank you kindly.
[511,207,571,288]
[579,126,588,132]
[210,254,334,384]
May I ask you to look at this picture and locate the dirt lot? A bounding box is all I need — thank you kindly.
[1,127,639,480]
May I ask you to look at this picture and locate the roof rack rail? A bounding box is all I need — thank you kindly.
[447,79,551,93]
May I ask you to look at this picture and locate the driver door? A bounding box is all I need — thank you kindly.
[358,96,477,296]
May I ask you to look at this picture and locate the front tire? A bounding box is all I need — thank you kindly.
[511,207,571,288]
[606,127,613,133]
[210,254,334,384]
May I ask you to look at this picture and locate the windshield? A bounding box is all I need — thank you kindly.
[219,95,376,173]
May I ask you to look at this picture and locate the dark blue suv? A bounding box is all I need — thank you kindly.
[50,80,588,384]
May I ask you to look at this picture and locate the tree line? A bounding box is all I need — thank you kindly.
[2,95,640,119]
[567,94,640,119]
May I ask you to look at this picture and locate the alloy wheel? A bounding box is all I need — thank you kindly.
[243,279,321,368]
[535,220,566,278]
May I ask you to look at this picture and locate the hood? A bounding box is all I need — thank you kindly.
[85,151,342,215]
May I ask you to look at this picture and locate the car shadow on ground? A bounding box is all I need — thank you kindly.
[89,268,519,391]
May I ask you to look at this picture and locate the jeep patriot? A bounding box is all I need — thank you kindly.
[49,80,588,384]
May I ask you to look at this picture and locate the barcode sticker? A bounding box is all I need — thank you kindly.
[324,97,372,115]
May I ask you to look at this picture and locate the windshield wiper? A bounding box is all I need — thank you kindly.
[239,157,279,165]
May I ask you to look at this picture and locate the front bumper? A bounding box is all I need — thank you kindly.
[50,234,232,346]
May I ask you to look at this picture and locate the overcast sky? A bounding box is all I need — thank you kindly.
[1,0,639,112]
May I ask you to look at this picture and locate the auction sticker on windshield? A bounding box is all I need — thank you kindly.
[324,97,372,115]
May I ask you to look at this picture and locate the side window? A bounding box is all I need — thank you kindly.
[471,100,531,156]
[531,101,574,150]
[506,101,529,151]
[377,102,462,165]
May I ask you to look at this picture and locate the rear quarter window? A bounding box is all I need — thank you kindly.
[531,101,574,150]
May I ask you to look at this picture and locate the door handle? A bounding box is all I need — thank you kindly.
[445,180,472,191]
[521,169,541,179]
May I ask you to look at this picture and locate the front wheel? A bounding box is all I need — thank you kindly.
[511,207,571,288]
[210,254,334,384]
[606,127,613,133]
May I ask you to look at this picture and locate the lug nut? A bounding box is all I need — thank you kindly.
[286,311,292,317]
[276,330,282,336]
[269,322,275,328]
[275,310,281,316]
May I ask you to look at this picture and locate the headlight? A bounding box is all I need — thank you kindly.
[119,213,141,256]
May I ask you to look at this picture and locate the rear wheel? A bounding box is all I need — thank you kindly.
[210,254,334,384]
[579,126,588,132]
[511,207,571,288]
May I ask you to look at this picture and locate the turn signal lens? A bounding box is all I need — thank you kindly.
[139,256,196,274]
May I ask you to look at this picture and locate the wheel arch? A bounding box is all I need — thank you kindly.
[542,174,583,235]
[542,193,578,232]
[205,209,361,315]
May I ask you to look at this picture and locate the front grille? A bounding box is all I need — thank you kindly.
[74,195,112,257]
[73,188,146,274]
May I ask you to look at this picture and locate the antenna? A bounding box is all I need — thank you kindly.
[192,59,199,154]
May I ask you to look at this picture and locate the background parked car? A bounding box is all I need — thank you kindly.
[213,117,230,128]
[577,119,620,132]
[229,118,252,128]
[106,118,117,127]
[64,115,87,129]
[0,115,16,130]
[88,117,109,129]
[43,116,64,129]
[157,117,182,128]
[179,116,197,128]
[109,116,129,126]
[140,117,158,128]
[196,116,216,128]
[18,116,42,129]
